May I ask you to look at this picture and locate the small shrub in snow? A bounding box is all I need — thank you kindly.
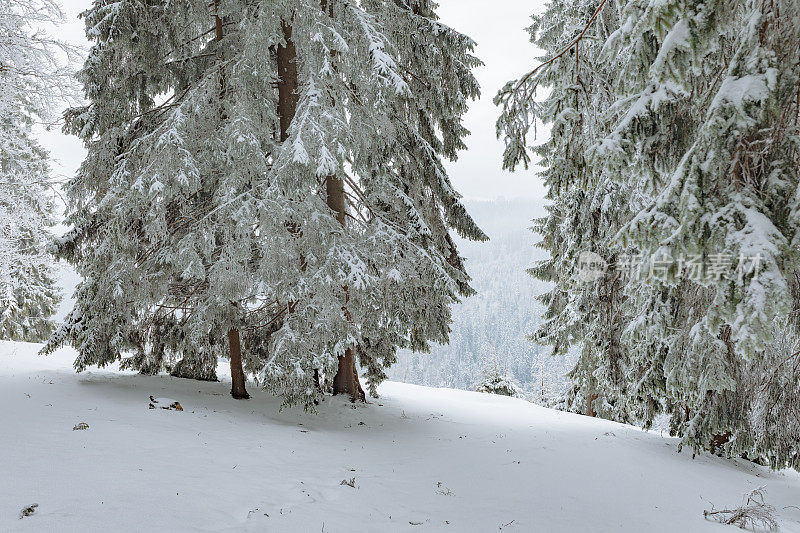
[475,363,521,397]
[148,396,183,411]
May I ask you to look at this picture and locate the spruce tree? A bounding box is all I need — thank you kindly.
[475,361,522,397]
[48,0,485,407]
[0,0,71,342]
[497,0,633,421]
[498,0,800,467]
[0,97,60,342]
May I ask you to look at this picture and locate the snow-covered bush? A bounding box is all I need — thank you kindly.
[475,363,522,397]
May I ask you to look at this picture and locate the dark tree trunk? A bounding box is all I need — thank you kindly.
[332,347,365,402]
[326,174,346,226]
[319,0,365,402]
[276,7,362,400]
[228,328,250,399]
[326,175,364,401]
[587,392,599,417]
[709,431,732,455]
[278,20,302,275]
[278,20,334,396]
[277,22,299,143]
[213,2,249,400]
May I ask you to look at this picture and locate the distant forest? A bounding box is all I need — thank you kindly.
[389,199,577,401]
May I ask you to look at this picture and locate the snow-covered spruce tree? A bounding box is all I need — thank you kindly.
[0,95,60,342]
[243,0,486,405]
[497,0,634,422]
[48,0,484,406]
[474,361,521,397]
[498,0,800,467]
[48,0,261,395]
[0,0,72,341]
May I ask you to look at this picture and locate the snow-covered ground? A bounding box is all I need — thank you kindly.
[2,341,798,532]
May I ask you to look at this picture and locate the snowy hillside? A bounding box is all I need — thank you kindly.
[2,341,799,532]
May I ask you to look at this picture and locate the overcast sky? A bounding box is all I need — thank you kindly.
[39,0,549,201]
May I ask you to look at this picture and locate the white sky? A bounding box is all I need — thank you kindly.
[39,0,549,201]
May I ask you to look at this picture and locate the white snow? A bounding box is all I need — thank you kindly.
[1,340,799,532]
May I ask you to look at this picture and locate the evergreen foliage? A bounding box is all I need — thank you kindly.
[0,0,70,341]
[48,0,485,407]
[498,0,800,467]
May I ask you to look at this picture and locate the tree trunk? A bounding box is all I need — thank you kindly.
[277,22,299,143]
[278,20,302,277]
[587,392,599,417]
[277,8,362,401]
[318,1,365,402]
[326,174,346,226]
[709,431,731,455]
[332,347,365,402]
[213,2,249,400]
[228,328,250,399]
[279,19,338,396]
[326,175,364,401]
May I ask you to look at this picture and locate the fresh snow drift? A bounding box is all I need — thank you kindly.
[1,340,799,532]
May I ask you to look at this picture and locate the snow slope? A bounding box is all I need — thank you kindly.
[1,341,798,532]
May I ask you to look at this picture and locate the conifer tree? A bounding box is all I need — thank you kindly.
[498,0,800,467]
[474,361,521,397]
[0,0,71,342]
[497,0,633,421]
[0,99,60,342]
[48,0,485,407]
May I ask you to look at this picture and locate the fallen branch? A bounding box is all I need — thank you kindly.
[703,486,778,530]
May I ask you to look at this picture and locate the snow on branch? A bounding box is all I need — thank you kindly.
[494,0,608,171]
[346,4,409,96]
